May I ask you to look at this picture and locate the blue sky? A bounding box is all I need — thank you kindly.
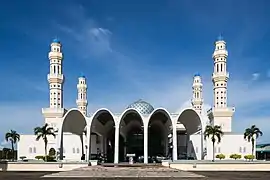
[0,0,270,147]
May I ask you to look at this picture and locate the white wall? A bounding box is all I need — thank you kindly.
[18,133,102,161]
[205,133,254,160]
[189,134,202,160]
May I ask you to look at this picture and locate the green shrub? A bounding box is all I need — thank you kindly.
[216,154,225,160]
[244,154,255,161]
[43,155,56,162]
[19,156,26,160]
[35,155,44,160]
[229,154,241,160]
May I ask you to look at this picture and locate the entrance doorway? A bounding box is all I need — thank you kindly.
[119,110,144,163]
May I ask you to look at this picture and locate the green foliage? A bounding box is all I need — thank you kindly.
[35,155,56,162]
[19,156,26,160]
[34,123,56,161]
[244,125,262,157]
[49,148,56,156]
[204,125,224,161]
[5,130,20,161]
[244,154,255,161]
[35,155,44,160]
[204,125,224,143]
[216,154,225,160]
[230,154,242,160]
[43,155,56,162]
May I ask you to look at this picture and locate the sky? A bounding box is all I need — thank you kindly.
[0,0,270,148]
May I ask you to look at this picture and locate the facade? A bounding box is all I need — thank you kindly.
[18,37,254,163]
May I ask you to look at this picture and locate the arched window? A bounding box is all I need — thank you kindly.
[221,63,223,72]
[29,147,32,153]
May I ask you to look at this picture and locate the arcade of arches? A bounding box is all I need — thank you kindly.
[59,105,202,163]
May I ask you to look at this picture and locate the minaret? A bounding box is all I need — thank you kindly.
[47,38,64,108]
[191,73,203,114]
[207,35,235,132]
[42,38,65,130]
[76,75,88,116]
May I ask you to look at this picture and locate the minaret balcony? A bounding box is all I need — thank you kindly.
[212,72,229,81]
[47,74,64,83]
[212,50,228,58]
[49,52,63,59]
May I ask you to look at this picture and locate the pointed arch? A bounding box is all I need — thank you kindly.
[147,107,172,127]
[61,108,87,134]
[177,108,202,134]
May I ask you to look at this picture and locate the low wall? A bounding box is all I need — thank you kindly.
[162,160,270,171]
[0,161,90,172]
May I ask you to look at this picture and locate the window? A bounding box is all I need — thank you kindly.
[33,147,36,153]
[72,148,76,153]
[29,147,32,153]
[76,148,80,154]
[218,147,221,153]
[243,147,246,153]
[239,147,242,153]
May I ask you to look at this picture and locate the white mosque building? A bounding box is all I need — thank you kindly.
[18,36,254,163]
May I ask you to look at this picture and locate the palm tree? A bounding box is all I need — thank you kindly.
[204,125,224,162]
[34,123,56,161]
[5,130,20,161]
[244,125,263,158]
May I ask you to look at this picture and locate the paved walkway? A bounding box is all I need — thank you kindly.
[43,166,205,178]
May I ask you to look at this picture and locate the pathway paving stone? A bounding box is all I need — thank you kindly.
[43,166,205,178]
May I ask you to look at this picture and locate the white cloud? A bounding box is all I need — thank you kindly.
[251,73,260,81]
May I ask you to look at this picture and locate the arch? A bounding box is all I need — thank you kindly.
[88,108,115,163]
[147,108,173,127]
[177,108,202,135]
[148,108,173,158]
[89,108,116,130]
[119,108,144,162]
[119,108,144,127]
[61,108,87,135]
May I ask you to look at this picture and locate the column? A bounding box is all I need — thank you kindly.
[114,126,119,164]
[172,124,178,161]
[86,126,91,161]
[144,125,148,164]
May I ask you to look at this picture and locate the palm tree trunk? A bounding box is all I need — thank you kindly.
[45,143,47,162]
[212,141,215,162]
[11,141,14,161]
[251,138,254,161]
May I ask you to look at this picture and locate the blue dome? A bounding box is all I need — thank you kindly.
[127,99,154,114]
[194,73,200,77]
[217,34,223,41]
[79,72,86,78]
[52,38,60,43]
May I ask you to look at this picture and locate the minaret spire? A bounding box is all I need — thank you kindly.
[76,74,88,115]
[191,73,203,114]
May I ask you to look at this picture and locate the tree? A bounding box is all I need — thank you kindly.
[204,125,224,162]
[244,125,263,159]
[34,123,56,161]
[5,130,20,161]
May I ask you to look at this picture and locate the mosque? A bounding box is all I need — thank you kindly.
[17,36,254,163]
